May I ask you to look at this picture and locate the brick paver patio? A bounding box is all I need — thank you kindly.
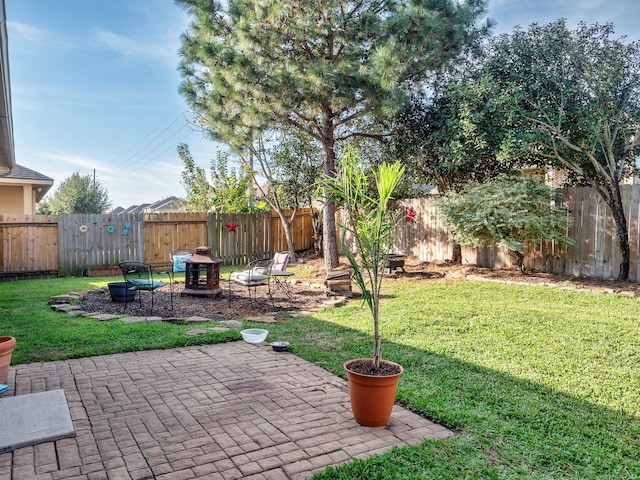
[0,342,454,479]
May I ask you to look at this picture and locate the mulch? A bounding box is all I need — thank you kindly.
[79,254,640,321]
[79,279,331,320]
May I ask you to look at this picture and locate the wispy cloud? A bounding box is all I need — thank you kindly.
[92,26,181,68]
[7,20,68,50]
[35,150,184,206]
[39,151,111,174]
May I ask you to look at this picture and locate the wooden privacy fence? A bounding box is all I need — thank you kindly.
[58,213,143,276]
[0,209,313,278]
[394,184,640,282]
[208,212,272,266]
[144,213,208,268]
[7,188,640,281]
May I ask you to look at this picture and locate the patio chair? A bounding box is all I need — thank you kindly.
[170,250,194,286]
[230,252,294,300]
[228,258,271,303]
[119,261,166,315]
[252,251,294,299]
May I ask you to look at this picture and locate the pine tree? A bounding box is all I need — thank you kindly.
[176,0,490,269]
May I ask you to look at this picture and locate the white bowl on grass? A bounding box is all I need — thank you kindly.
[240,328,269,344]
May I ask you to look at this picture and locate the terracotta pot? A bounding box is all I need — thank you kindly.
[344,358,403,427]
[0,336,16,384]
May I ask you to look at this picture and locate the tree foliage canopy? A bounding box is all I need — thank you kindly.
[178,143,256,213]
[38,172,111,214]
[483,21,640,187]
[388,87,516,193]
[256,127,322,211]
[176,0,490,147]
[446,20,640,279]
[435,175,573,270]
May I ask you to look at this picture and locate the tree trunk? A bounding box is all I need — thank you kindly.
[311,207,322,254]
[593,181,630,281]
[322,191,339,271]
[321,113,339,271]
[509,250,526,273]
[609,186,630,281]
[451,242,462,264]
[275,209,297,262]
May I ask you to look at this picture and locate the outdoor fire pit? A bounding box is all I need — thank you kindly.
[385,254,406,273]
[182,246,222,298]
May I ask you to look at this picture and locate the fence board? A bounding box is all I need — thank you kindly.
[0,215,58,274]
[391,186,640,281]
[57,213,143,277]
[143,213,208,267]
[208,211,272,266]
[7,186,640,282]
[271,208,314,252]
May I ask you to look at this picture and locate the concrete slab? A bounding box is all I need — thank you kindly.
[0,389,75,453]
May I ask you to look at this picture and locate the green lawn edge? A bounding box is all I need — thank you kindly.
[1,274,639,478]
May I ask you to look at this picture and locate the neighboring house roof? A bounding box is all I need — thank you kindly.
[0,0,14,172]
[120,203,151,215]
[144,196,186,212]
[110,196,186,215]
[0,163,54,201]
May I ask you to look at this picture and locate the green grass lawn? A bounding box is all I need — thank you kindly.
[1,273,639,478]
[0,273,241,364]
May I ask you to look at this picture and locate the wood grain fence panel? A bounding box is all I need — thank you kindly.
[571,187,587,277]
[0,215,58,273]
[207,211,271,266]
[559,188,575,275]
[270,208,314,252]
[143,213,208,267]
[592,194,605,279]
[528,241,542,272]
[628,185,640,283]
[271,211,284,252]
[585,188,598,278]
[566,187,582,277]
[57,213,143,276]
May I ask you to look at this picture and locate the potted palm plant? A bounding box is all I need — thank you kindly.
[324,146,405,426]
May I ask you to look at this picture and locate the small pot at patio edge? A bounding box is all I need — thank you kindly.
[0,336,16,384]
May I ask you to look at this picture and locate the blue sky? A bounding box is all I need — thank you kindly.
[6,0,640,209]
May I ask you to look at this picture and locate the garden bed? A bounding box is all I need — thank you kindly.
[79,279,331,320]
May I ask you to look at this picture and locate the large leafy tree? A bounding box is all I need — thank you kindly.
[389,81,515,194]
[38,172,111,214]
[179,143,254,213]
[388,85,516,261]
[474,21,640,280]
[175,0,491,270]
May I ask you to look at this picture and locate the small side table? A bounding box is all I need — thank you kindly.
[269,271,295,299]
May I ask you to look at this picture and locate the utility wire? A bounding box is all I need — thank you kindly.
[106,107,185,172]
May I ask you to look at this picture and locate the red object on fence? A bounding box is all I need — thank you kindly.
[225,221,238,233]
[405,207,417,223]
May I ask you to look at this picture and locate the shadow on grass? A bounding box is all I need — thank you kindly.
[268,315,639,479]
